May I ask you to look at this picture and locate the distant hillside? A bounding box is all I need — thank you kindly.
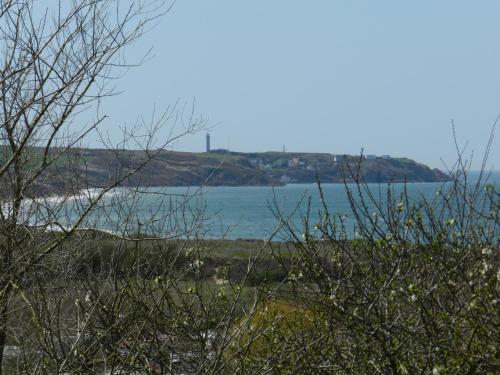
[75,149,449,188]
[0,148,449,196]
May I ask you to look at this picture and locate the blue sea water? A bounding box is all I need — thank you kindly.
[195,182,441,240]
[68,170,499,240]
[20,171,500,240]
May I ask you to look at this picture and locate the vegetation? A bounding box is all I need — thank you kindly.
[1,164,497,373]
[0,1,498,374]
[11,148,449,193]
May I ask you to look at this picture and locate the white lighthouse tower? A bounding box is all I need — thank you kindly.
[206,133,211,153]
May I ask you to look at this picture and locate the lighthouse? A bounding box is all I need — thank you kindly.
[206,133,211,153]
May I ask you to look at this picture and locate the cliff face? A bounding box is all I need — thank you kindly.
[75,149,449,188]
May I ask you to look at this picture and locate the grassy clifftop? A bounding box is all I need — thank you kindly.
[0,147,449,196]
[77,149,449,188]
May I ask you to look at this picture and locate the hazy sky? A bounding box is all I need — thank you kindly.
[93,1,500,170]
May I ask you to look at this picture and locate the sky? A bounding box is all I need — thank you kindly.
[91,0,500,170]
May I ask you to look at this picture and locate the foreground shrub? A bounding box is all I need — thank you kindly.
[267,167,499,374]
[228,299,335,373]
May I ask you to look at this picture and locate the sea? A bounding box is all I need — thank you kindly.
[15,171,500,240]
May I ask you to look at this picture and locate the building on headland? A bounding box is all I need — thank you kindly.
[366,155,377,160]
[206,133,211,153]
[333,154,347,163]
[288,158,300,168]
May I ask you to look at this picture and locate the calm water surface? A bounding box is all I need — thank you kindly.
[89,170,499,240]
[22,171,500,240]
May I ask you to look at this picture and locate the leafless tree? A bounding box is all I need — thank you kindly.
[0,0,217,372]
[0,3,273,372]
[2,1,497,373]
